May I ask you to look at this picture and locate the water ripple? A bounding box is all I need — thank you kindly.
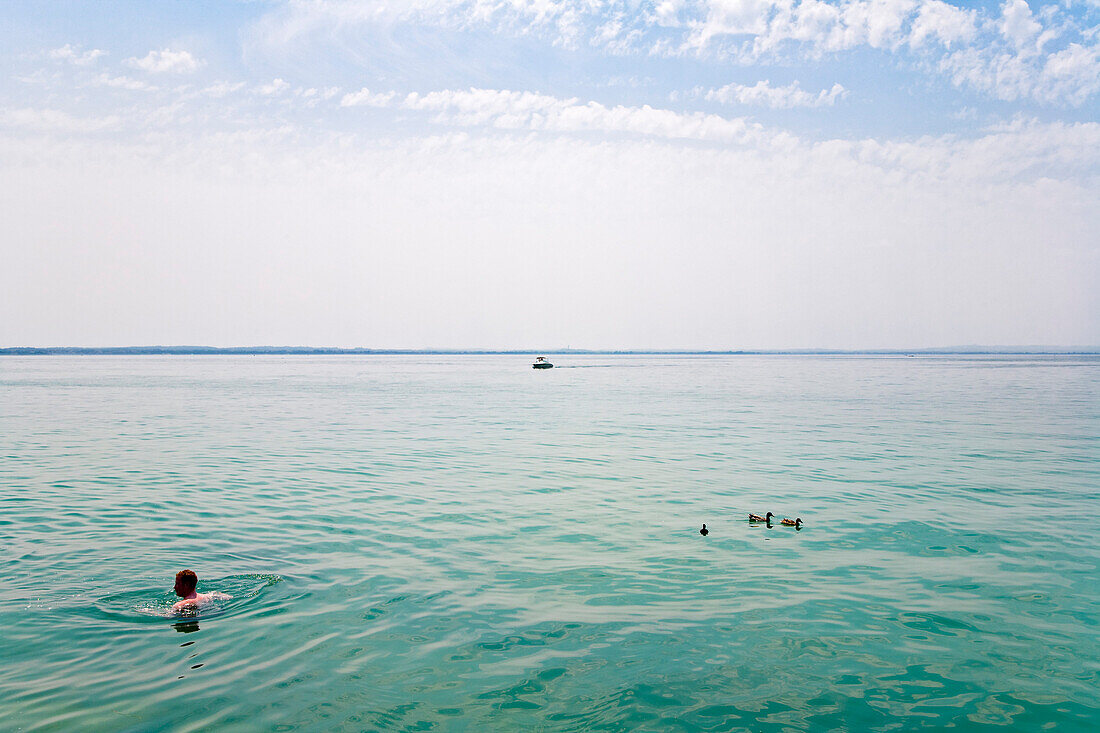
[1,355,1097,730]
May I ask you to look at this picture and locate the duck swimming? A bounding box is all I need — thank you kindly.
[780,517,803,528]
[699,523,709,536]
[748,512,773,523]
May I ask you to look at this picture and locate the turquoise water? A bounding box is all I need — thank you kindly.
[2,355,1098,731]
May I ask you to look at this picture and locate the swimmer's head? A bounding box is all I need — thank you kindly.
[174,569,198,597]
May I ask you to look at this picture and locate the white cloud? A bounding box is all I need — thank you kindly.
[253,0,599,50]
[2,117,1096,348]
[652,0,688,28]
[93,74,158,92]
[392,87,1100,182]
[686,0,1050,60]
[835,0,917,49]
[402,87,795,148]
[689,0,921,56]
[249,1,1100,105]
[0,108,120,133]
[12,60,1099,175]
[942,40,1100,106]
[340,87,396,107]
[703,79,848,107]
[591,16,645,54]
[830,117,1100,182]
[690,0,777,48]
[257,78,291,95]
[126,49,203,74]
[5,2,1100,348]
[927,0,1100,105]
[48,44,106,66]
[908,0,976,48]
[999,0,1043,52]
[1041,42,1100,104]
[202,81,247,97]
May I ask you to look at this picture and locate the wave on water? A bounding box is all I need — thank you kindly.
[4,355,1098,731]
[552,364,648,368]
[90,573,283,623]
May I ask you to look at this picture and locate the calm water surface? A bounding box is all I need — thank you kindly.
[1,355,1098,731]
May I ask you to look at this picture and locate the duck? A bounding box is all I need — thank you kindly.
[699,523,709,536]
[748,512,773,523]
[780,517,803,528]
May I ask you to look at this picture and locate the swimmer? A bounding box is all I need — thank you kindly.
[171,569,231,614]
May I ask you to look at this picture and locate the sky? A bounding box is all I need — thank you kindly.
[0,0,1098,349]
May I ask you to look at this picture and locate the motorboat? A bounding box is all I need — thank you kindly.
[532,356,553,369]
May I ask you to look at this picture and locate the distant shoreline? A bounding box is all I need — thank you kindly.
[2,347,1098,356]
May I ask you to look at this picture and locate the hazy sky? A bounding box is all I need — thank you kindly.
[1,0,1098,349]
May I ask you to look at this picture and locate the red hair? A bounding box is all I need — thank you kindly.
[175,569,197,594]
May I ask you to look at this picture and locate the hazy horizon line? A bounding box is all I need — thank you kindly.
[3,346,1099,356]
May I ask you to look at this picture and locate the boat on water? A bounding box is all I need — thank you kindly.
[532,356,553,369]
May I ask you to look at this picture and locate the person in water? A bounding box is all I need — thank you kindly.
[172,569,231,613]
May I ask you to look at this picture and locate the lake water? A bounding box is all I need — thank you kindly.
[1,355,1098,731]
